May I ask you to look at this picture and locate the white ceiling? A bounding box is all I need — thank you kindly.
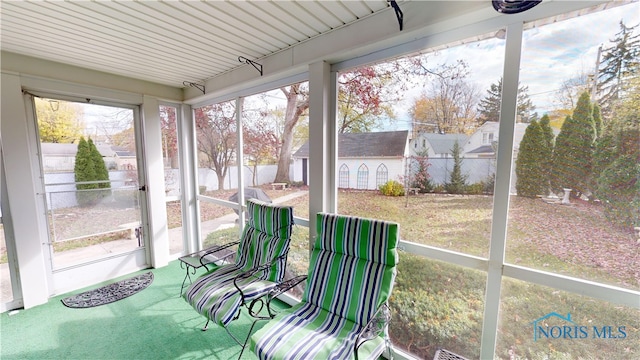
[1,0,399,88]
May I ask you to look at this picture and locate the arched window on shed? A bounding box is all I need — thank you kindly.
[339,164,350,189]
[357,164,369,189]
[376,164,388,187]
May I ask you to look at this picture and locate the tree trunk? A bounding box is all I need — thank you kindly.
[216,171,225,190]
[274,122,295,183]
[274,84,309,183]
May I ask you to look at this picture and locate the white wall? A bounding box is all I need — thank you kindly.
[195,164,296,191]
[336,158,405,190]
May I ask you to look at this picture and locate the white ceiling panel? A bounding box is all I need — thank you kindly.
[0,0,415,88]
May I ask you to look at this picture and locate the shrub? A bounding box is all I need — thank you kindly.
[595,155,640,227]
[483,174,495,195]
[379,180,405,196]
[466,182,485,195]
[433,184,446,193]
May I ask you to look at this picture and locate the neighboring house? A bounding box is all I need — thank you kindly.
[293,130,410,190]
[40,143,135,173]
[463,121,529,158]
[410,133,468,158]
[410,122,529,159]
[408,121,531,187]
[112,146,137,170]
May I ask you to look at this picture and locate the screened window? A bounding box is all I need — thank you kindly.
[356,164,369,189]
[499,5,640,358]
[376,164,388,187]
[339,164,350,189]
[337,26,506,359]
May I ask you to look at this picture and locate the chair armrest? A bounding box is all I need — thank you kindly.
[231,252,289,294]
[249,275,308,319]
[355,303,392,353]
[228,251,289,308]
[199,241,240,267]
[266,275,307,300]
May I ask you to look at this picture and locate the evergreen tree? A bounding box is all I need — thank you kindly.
[551,92,596,198]
[88,138,111,190]
[477,81,501,124]
[595,155,640,227]
[477,78,536,124]
[516,121,548,197]
[538,114,555,194]
[409,151,434,193]
[74,137,111,205]
[594,76,640,226]
[74,137,97,205]
[444,141,468,194]
[592,103,603,139]
[597,21,640,118]
[538,114,555,149]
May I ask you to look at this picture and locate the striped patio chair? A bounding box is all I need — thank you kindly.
[183,199,294,345]
[250,212,399,360]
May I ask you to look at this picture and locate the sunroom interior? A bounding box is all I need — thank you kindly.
[1,1,639,359]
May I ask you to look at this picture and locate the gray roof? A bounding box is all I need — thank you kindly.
[294,130,409,158]
[112,146,136,157]
[467,145,495,154]
[421,133,468,154]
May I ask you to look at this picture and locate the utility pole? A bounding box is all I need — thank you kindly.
[591,44,602,103]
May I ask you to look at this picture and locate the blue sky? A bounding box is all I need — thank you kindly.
[386,1,639,131]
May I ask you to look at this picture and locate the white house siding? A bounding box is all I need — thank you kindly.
[335,157,405,190]
[463,122,529,156]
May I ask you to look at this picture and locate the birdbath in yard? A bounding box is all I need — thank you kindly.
[561,188,572,205]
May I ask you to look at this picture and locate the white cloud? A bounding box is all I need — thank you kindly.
[392,1,639,124]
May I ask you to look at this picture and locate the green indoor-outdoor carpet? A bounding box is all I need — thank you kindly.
[0,261,288,360]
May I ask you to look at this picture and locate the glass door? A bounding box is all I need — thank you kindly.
[33,97,145,269]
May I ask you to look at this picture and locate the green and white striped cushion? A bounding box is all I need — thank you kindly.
[235,200,294,281]
[183,199,293,327]
[250,212,399,360]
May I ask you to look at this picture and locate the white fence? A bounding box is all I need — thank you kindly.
[44,164,295,210]
[428,158,496,185]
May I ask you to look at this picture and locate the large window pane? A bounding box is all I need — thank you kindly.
[390,254,486,360]
[194,100,241,246]
[242,84,310,293]
[160,104,185,257]
[336,30,506,258]
[194,83,311,288]
[508,2,639,290]
[335,30,506,360]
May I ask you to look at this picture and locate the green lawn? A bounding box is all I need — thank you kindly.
[264,189,640,359]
